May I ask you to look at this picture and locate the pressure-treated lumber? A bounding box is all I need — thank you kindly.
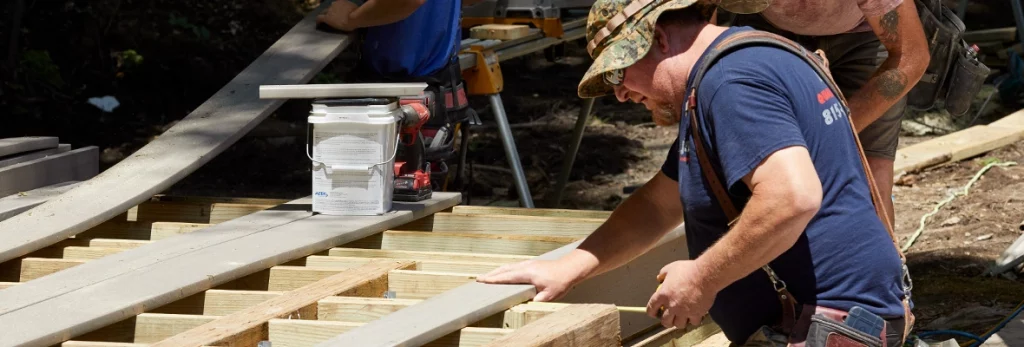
[79,313,219,343]
[894,110,1024,174]
[0,143,70,168]
[0,0,355,265]
[470,24,531,40]
[263,265,408,293]
[388,270,479,299]
[268,319,511,347]
[150,222,211,240]
[346,230,578,256]
[501,302,570,329]
[0,137,58,157]
[0,146,98,197]
[305,255,503,274]
[450,205,612,219]
[321,224,688,346]
[18,258,85,281]
[151,289,298,316]
[152,260,412,347]
[400,213,603,236]
[61,247,125,260]
[316,297,422,322]
[327,248,533,264]
[0,193,458,347]
[481,304,620,347]
[0,181,80,221]
[625,316,721,347]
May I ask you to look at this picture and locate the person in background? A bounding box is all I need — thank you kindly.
[712,0,930,228]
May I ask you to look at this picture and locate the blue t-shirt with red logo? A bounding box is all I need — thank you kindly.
[660,27,907,342]
[359,0,460,77]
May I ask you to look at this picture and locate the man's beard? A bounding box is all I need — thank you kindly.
[651,103,680,126]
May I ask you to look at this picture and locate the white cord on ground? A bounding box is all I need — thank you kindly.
[901,160,1019,252]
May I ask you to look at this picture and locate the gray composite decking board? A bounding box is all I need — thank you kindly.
[0,198,313,316]
[0,143,71,169]
[0,137,59,158]
[319,224,688,347]
[0,193,459,347]
[0,3,355,264]
[0,147,98,198]
[0,181,81,221]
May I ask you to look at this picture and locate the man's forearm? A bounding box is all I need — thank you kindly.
[348,0,423,28]
[692,179,818,292]
[846,59,916,132]
[850,4,929,132]
[560,173,683,284]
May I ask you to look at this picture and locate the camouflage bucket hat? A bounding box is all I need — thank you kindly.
[577,0,700,98]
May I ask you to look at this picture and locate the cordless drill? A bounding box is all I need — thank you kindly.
[392,94,434,201]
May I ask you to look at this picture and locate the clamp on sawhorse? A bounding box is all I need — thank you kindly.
[461,44,536,208]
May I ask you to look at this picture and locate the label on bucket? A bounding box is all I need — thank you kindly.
[312,167,385,214]
[312,131,382,164]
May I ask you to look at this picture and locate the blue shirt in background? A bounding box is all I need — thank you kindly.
[660,27,906,343]
[359,0,461,77]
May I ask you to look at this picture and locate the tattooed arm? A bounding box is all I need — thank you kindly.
[848,0,929,132]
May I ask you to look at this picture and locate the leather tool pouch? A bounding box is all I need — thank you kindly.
[908,0,990,116]
[805,315,883,347]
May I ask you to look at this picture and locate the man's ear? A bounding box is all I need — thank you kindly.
[653,25,671,54]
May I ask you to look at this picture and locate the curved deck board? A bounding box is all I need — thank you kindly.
[0,4,355,264]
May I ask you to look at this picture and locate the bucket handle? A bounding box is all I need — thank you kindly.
[306,124,401,173]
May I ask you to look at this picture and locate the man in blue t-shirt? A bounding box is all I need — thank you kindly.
[476,0,914,345]
[317,0,479,193]
[316,0,468,78]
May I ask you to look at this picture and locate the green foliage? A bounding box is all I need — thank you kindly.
[19,50,64,88]
[168,13,210,40]
[113,49,145,74]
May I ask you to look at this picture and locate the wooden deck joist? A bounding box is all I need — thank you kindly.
[0,193,458,346]
[0,202,663,347]
[321,224,688,346]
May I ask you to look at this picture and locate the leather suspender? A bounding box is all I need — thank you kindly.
[684,30,914,339]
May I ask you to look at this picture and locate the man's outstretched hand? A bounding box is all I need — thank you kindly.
[476,259,578,302]
[316,0,359,32]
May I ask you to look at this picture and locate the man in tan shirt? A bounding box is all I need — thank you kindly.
[715,0,930,226]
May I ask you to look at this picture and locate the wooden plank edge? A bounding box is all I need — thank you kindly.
[481,303,620,346]
[151,260,413,347]
[316,224,688,346]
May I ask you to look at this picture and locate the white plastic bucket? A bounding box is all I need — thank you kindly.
[308,100,401,215]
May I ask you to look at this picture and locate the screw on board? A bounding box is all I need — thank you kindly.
[384,290,396,299]
[258,341,272,347]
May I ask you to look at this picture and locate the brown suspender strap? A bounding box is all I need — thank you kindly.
[685,30,914,339]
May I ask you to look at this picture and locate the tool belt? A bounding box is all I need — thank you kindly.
[684,31,915,347]
[907,0,990,117]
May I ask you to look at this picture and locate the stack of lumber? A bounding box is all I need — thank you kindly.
[0,136,98,220]
[0,191,715,347]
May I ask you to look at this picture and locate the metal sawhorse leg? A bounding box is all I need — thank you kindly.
[463,46,535,208]
[546,97,595,207]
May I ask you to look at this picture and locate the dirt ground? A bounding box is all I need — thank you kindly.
[3,0,1024,342]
